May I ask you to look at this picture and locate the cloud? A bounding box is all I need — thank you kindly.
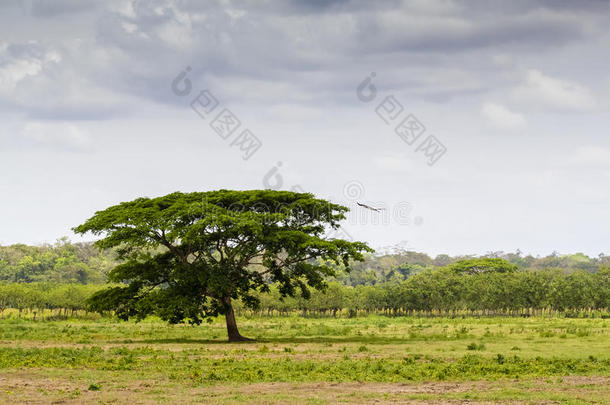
[568,146,610,169]
[0,40,135,120]
[0,42,60,96]
[355,6,591,54]
[20,121,93,152]
[373,154,414,173]
[481,102,525,128]
[24,0,102,17]
[1,0,610,256]
[511,69,597,112]
[0,0,606,117]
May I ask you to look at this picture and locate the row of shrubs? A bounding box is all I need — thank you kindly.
[238,267,609,316]
[1,267,608,318]
[0,283,105,316]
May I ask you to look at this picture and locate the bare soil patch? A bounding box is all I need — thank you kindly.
[1,370,607,404]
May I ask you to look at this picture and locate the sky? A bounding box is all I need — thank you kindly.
[1,0,609,257]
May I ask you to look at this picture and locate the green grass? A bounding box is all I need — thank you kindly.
[0,315,608,403]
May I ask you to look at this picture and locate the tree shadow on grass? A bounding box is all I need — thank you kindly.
[110,335,415,345]
[109,338,223,345]
[255,336,415,345]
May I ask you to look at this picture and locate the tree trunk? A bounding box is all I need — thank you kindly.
[223,297,253,342]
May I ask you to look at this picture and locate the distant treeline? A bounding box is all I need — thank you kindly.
[2,263,607,319]
[335,249,610,286]
[0,239,118,284]
[1,241,609,318]
[243,262,609,316]
[0,283,105,318]
[1,240,609,286]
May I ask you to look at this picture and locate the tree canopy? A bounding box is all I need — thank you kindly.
[0,238,114,284]
[443,258,518,274]
[73,190,372,341]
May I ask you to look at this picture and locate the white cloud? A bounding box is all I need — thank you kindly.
[481,102,525,128]
[0,40,135,120]
[20,121,93,152]
[109,0,136,18]
[0,43,61,96]
[0,58,42,94]
[568,145,610,168]
[512,69,597,112]
[373,154,414,173]
[121,22,138,34]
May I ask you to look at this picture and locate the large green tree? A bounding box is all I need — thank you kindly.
[444,258,518,275]
[74,190,371,341]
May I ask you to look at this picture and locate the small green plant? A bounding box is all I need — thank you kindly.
[466,342,485,350]
[358,345,368,352]
[88,383,102,391]
[69,389,81,398]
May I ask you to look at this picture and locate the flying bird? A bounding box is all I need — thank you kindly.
[357,202,386,212]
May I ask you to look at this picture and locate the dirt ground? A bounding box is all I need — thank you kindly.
[1,371,608,404]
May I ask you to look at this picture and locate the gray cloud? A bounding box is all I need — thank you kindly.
[24,0,104,17]
[4,0,604,117]
[1,0,609,254]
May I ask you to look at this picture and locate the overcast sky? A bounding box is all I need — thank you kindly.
[1,0,609,256]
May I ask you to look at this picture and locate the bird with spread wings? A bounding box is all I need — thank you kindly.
[357,202,386,212]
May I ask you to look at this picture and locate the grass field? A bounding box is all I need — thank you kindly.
[0,315,608,404]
